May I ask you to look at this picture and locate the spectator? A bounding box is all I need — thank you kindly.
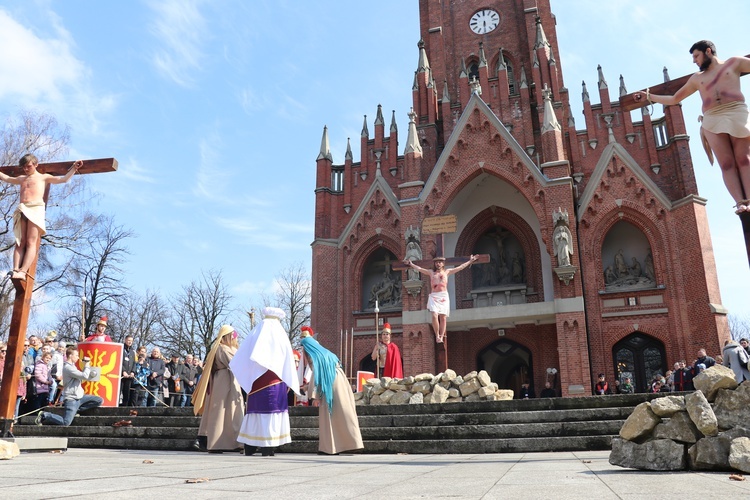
[36,347,102,426]
[166,353,185,407]
[85,316,112,342]
[31,351,54,412]
[664,370,675,392]
[539,381,556,398]
[594,373,611,395]
[132,353,151,406]
[722,339,750,383]
[180,354,198,407]
[49,341,66,405]
[673,360,694,391]
[693,348,716,375]
[518,381,535,399]
[120,335,137,406]
[146,348,166,407]
[612,379,622,394]
[740,338,750,357]
[620,377,634,394]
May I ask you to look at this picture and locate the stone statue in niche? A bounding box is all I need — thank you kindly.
[603,248,656,291]
[511,252,524,283]
[552,208,574,267]
[404,226,422,282]
[486,229,510,280]
[614,249,629,278]
[369,269,401,309]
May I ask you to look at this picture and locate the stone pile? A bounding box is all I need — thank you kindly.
[354,369,514,405]
[609,364,750,472]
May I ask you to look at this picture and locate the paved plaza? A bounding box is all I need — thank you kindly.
[2,448,749,499]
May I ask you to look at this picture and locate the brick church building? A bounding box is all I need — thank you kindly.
[311,0,729,396]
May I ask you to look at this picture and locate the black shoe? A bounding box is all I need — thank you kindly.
[192,439,206,452]
[244,445,257,456]
[207,450,223,454]
[261,447,275,457]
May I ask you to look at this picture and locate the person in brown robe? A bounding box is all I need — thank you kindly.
[300,333,363,455]
[192,324,245,453]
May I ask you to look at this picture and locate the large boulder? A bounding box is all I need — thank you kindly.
[0,440,20,460]
[458,377,482,397]
[652,411,702,444]
[688,427,750,471]
[729,437,750,473]
[431,384,449,404]
[389,390,412,405]
[693,364,738,401]
[685,391,718,437]
[713,381,750,430]
[619,402,661,441]
[650,396,685,417]
[441,369,457,383]
[609,437,686,471]
[477,370,492,387]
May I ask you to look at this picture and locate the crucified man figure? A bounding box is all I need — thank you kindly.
[634,40,750,214]
[0,153,82,280]
[405,255,477,343]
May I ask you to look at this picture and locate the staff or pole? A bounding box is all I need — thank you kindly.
[80,295,87,342]
[350,327,354,381]
[374,300,380,377]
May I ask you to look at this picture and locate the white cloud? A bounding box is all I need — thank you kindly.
[147,0,208,87]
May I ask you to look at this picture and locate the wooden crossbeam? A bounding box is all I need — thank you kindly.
[619,54,750,112]
[0,157,118,176]
[392,254,490,272]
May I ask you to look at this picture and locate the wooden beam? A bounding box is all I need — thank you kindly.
[392,254,490,272]
[0,157,118,176]
[619,54,750,112]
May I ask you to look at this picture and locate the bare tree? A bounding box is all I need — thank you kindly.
[0,110,97,336]
[56,215,134,340]
[261,261,311,347]
[161,269,233,359]
[107,289,168,346]
[728,313,750,341]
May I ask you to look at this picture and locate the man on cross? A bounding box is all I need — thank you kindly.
[0,153,82,280]
[405,255,478,343]
[634,41,750,213]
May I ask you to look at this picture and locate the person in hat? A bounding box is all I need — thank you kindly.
[192,325,244,453]
[371,323,403,379]
[405,254,478,343]
[85,316,112,342]
[594,373,611,395]
[229,308,300,457]
[300,334,363,455]
[166,353,186,407]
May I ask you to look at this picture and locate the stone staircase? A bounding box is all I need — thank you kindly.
[13,393,663,453]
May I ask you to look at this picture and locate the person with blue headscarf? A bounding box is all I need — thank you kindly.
[300,331,363,455]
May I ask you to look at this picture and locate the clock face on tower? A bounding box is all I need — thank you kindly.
[469,9,500,34]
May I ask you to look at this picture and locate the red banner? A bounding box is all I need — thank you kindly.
[356,371,375,392]
[77,342,123,407]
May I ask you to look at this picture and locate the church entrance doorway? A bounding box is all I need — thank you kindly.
[477,339,532,397]
[613,332,666,393]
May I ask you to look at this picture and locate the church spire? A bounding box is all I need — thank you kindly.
[534,16,550,49]
[374,104,384,126]
[404,108,422,155]
[478,42,487,68]
[361,115,369,138]
[390,110,398,134]
[317,125,332,161]
[441,79,451,103]
[417,39,430,73]
[582,81,590,102]
[619,74,627,97]
[541,85,561,133]
[345,137,352,161]
[597,65,608,90]
[663,66,671,82]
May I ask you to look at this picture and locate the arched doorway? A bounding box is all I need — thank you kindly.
[477,340,532,397]
[613,332,666,393]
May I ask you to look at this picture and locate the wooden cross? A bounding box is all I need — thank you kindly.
[0,157,117,436]
[620,55,750,267]
[392,215,490,372]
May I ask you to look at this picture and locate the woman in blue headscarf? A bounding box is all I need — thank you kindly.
[300,331,363,455]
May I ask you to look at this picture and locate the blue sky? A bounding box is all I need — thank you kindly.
[0,0,748,330]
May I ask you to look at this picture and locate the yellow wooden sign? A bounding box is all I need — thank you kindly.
[422,214,457,235]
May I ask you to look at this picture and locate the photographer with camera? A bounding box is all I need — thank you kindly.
[35,347,102,426]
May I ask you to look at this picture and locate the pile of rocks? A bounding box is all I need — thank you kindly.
[609,364,750,472]
[354,369,514,405]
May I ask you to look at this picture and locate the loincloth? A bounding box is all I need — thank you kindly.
[699,101,750,165]
[427,291,450,316]
[13,202,46,246]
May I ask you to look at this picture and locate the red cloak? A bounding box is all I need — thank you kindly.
[383,342,403,379]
